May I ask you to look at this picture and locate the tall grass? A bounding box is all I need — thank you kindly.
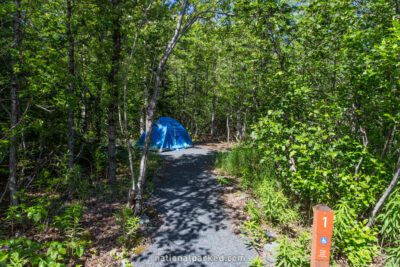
[215,146,300,228]
[216,146,274,188]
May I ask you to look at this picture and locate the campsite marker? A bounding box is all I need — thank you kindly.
[311,204,334,267]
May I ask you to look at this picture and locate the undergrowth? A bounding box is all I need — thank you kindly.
[0,144,161,266]
[215,144,396,266]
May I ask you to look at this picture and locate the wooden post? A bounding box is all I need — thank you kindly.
[311,204,334,267]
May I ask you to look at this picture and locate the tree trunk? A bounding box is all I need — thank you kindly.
[139,108,145,133]
[95,84,102,144]
[191,104,195,135]
[235,110,241,142]
[226,114,230,144]
[354,126,368,180]
[242,109,247,140]
[67,0,75,198]
[211,88,216,138]
[9,0,22,206]
[124,0,152,206]
[211,52,217,138]
[107,0,121,183]
[140,54,156,134]
[118,103,124,134]
[191,77,196,135]
[175,68,180,121]
[368,152,400,227]
[134,0,192,215]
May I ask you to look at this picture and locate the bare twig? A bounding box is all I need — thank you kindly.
[35,103,54,112]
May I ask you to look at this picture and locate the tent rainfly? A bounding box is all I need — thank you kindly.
[136,117,193,152]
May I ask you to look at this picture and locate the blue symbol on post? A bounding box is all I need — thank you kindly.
[320,237,328,245]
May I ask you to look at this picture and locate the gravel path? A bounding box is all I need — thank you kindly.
[133,147,257,266]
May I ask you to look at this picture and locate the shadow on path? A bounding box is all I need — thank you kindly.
[133,148,256,267]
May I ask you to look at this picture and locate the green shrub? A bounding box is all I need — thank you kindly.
[0,237,85,267]
[377,188,400,265]
[254,179,299,227]
[250,110,389,212]
[5,203,49,234]
[275,230,311,267]
[0,238,43,267]
[241,219,267,249]
[244,200,262,223]
[52,203,86,257]
[114,206,141,247]
[217,176,233,186]
[249,255,265,267]
[333,201,379,266]
[93,145,108,178]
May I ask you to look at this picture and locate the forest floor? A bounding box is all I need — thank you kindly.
[1,143,261,266]
[130,146,257,266]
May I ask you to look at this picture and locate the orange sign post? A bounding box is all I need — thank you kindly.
[311,204,334,267]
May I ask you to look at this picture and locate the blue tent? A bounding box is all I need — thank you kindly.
[136,117,193,152]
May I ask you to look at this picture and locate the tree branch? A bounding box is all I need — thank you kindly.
[368,151,400,227]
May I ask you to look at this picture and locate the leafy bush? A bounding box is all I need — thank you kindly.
[254,179,299,227]
[5,203,48,234]
[251,110,387,211]
[332,201,379,266]
[275,230,311,267]
[0,238,43,267]
[0,238,75,267]
[241,219,267,248]
[93,145,108,179]
[25,204,48,225]
[114,206,141,247]
[52,203,86,257]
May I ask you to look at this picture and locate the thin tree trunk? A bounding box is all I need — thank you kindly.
[9,0,22,206]
[118,103,123,134]
[368,152,400,227]
[242,110,247,140]
[211,89,215,138]
[139,110,145,134]
[21,130,27,155]
[67,0,75,198]
[191,104,195,135]
[235,110,241,142]
[354,126,368,180]
[226,115,230,144]
[191,77,196,135]
[176,67,180,121]
[135,0,193,215]
[140,53,156,133]
[107,0,121,183]
[124,0,153,206]
[95,84,102,144]
[211,54,216,139]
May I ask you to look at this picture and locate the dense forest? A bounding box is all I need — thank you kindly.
[1,0,400,266]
